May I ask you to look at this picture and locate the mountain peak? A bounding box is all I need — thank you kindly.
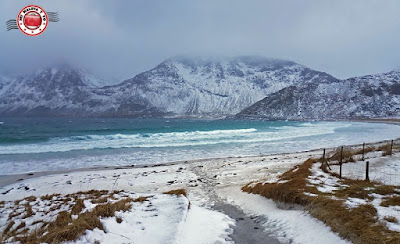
[29,64,119,88]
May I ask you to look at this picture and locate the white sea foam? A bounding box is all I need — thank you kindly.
[0,123,349,154]
[1,122,400,175]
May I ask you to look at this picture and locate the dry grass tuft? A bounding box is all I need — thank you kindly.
[71,198,84,215]
[242,159,316,205]
[49,211,72,229]
[354,146,375,155]
[133,196,150,202]
[92,196,108,204]
[384,216,398,223]
[76,190,108,198]
[24,196,36,202]
[163,189,187,197]
[23,203,34,218]
[3,221,15,235]
[116,216,123,223]
[378,143,393,156]
[41,194,60,201]
[308,202,396,244]
[329,148,355,163]
[381,196,400,207]
[335,179,375,200]
[15,222,26,231]
[373,185,397,195]
[92,198,132,218]
[11,195,133,244]
[38,211,103,243]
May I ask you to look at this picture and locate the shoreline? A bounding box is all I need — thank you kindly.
[0,149,316,188]
[1,130,399,243]
[1,119,399,189]
[1,135,398,189]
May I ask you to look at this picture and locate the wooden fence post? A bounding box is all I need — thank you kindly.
[390,140,394,155]
[366,161,370,181]
[339,146,343,178]
[362,142,365,161]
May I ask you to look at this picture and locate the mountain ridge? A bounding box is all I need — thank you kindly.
[0,56,398,119]
[235,69,400,120]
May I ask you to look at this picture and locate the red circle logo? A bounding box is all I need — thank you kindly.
[17,5,48,36]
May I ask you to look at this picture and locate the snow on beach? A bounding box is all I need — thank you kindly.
[218,187,350,244]
[0,150,338,244]
[1,142,400,243]
[72,194,234,244]
[0,191,235,244]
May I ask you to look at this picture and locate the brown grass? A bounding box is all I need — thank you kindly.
[381,196,400,207]
[133,196,150,202]
[373,185,398,195]
[23,203,34,218]
[163,189,188,197]
[3,221,15,235]
[92,196,109,204]
[37,211,103,243]
[15,222,26,231]
[13,197,133,244]
[384,216,398,223]
[71,198,84,215]
[242,158,400,244]
[242,159,316,205]
[378,143,393,156]
[8,209,23,220]
[335,179,375,200]
[24,196,36,202]
[91,198,132,218]
[1,189,137,244]
[41,194,60,201]
[116,217,123,223]
[354,146,375,155]
[76,190,108,197]
[329,148,355,163]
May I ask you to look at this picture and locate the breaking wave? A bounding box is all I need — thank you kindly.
[0,124,348,155]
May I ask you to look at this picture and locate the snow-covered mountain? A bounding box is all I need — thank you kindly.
[0,74,13,97]
[112,56,338,116]
[235,69,400,120]
[0,56,338,117]
[0,65,161,117]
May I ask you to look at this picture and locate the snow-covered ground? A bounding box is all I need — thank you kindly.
[0,191,235,244]
[330,151,400,186]
[308,163,400,232]
[1,146,399,243]
[218,187,350,244]
[73,194,234,244]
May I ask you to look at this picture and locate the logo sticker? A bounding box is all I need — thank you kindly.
[6,5,59,36]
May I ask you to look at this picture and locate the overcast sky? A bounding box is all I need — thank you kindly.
[0,0,400,81]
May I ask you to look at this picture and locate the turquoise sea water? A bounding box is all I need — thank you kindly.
[0,118,400,175]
